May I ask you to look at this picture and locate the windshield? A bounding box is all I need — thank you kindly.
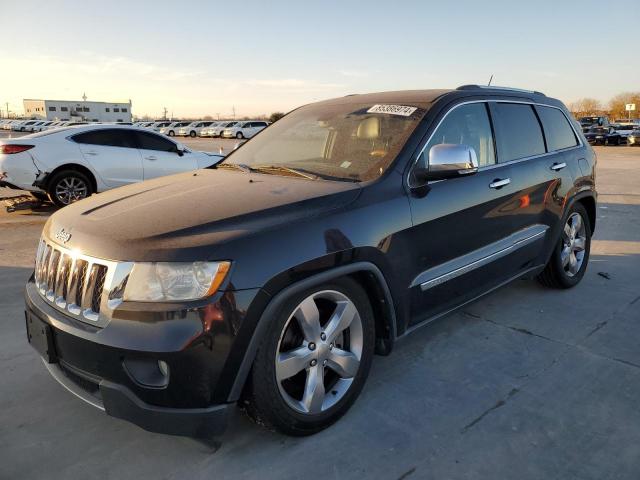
[222,101,428,182]
[580,117,599,125]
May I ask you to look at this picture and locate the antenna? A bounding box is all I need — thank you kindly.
[488,75,493,86]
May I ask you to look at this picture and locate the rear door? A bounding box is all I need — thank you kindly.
[72,128,143,187]
[135,130,197,179]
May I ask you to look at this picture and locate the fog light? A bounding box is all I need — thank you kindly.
[158,360,169,377]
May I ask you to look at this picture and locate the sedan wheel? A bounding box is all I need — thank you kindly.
[47,170,93,208]
[236,132,244,139]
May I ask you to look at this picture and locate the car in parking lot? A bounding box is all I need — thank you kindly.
[160,121,190,137]
[222,120,269,139]
[579,115,609,132]
[628,127,640,146]
[0,124,222,207]
[177,121,215,137]
[23,85,596,439]
[584,125,623,145]
[203,121,239,138]
[199,122,222,137]
[12,120,40,131]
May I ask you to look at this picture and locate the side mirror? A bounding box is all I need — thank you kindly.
[174,145,185,156]
[413,144,479,184]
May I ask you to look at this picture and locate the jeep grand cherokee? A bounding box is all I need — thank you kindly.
[25,85,596,438]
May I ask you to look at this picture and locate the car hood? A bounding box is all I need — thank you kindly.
[44,169,361,261]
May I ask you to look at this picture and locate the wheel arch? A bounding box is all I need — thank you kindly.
[42,163,98,193]
[575,194,596,234]
[226,261,397,403]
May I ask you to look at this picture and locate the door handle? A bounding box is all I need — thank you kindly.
[145,156,157,161]
[550,162,567,171]
[489,178,511,189]
[84,150,98,156]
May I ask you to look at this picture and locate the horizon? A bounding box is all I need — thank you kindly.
[2,0,639,118]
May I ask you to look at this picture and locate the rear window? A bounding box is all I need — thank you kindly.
[72,129,137,148]
[492,103,545,162]
[536,106,578,151]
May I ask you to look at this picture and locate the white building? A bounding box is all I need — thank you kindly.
[23,98,133,122]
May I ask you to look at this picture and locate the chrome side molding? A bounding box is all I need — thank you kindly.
[410,224,549,291]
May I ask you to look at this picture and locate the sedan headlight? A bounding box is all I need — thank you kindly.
[123,261,230,302]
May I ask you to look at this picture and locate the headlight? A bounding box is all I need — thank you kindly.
[123,261,230,302]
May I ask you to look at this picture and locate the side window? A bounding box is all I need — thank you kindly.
[492,103,545,162]
[422,103,496,168]
[536,106,578,151]
[72,129,137,148]
[136,131,177,152]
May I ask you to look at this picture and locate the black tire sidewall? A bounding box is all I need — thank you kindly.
[549,202,592,287]
[236,132,243,139]
[47,170,93,208]
[250,277,375,435]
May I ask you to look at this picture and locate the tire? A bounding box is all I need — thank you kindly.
[189,131,196,138]
[168,130,175,137]
[47,170,93,208]
[245,277,375,436]
[236,132,244,139]
[30,191,49,202]
[537,202,591,289]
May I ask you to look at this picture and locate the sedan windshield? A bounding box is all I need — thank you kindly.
[222,101,428,181]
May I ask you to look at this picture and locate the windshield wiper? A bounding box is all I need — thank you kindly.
[215,162,253,173]
[251,165,319,180]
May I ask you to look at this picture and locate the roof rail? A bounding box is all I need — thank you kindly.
[456,85,546,96]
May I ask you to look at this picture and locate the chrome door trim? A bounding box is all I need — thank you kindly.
[489,178,511,189]
[410,224,549,291]
[550,162,567,171]
[407,99,583,188]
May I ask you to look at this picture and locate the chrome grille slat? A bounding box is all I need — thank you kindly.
[32,237,128,327]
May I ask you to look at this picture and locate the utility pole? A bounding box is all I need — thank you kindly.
[162,106,168,120]
[232,106,236,119]
[5,102,8,118]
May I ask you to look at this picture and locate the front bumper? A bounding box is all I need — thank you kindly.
[24,278,264,437]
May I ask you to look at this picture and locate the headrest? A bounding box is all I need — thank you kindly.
[357,117,380,139]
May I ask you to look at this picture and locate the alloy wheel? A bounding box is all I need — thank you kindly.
[275,290,363,414]
[54,177,88,205]
[561,212,587,277]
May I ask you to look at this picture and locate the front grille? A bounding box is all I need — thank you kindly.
[34,238,116,324]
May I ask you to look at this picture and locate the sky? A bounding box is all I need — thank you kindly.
[1,0,638,119]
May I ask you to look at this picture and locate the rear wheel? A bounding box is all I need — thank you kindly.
[168,130,175,136]
[189,131,196,137]
[538,202,591,288]
[47,170,93,208]
[236,132,244,139]
[246,277,374,436]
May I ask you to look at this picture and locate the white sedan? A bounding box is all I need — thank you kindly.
[222,120,269,139]
[0,124,223,207]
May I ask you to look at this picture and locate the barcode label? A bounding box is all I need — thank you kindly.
[367,104,417,116]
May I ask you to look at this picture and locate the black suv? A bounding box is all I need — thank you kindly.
[25,86,596,438]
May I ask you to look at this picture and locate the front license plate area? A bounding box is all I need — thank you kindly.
[25,311,58,363]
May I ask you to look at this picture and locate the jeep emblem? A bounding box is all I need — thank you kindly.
[55,228,71,244]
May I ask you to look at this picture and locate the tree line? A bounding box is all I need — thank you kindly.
[569,92,640,120]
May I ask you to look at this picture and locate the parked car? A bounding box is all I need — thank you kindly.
[177,121,215,137]
[222,120,269,139]
[29,121,51,132]
[203,121,238,138]
[0,124,222,207]
[199,122,222,137]
[584,126,622,145]
[627,128,640,146]
[578,116,609,133]
[12,120,40,132]
[23,86,596,438]
[146,121,172,132]
[160,121,190,137]
[610,123,637,144]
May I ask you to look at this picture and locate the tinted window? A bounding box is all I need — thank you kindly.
[256,122,267,127]
[492,103,545,162]
[422,103,496,167]
[136,131,177,152]
[536,106,578,151]
[72,129,137,148]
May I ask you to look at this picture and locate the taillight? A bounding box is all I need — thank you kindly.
[1,145,35,155]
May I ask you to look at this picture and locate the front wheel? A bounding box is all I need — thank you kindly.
[538,202,591,288]
[236,132,244,139]
[47,170,93,208]
[168,130,175,136]
[189,131,196,137]
[245,277,375,436]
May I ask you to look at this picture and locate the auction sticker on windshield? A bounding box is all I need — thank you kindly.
[367,104,417,116]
